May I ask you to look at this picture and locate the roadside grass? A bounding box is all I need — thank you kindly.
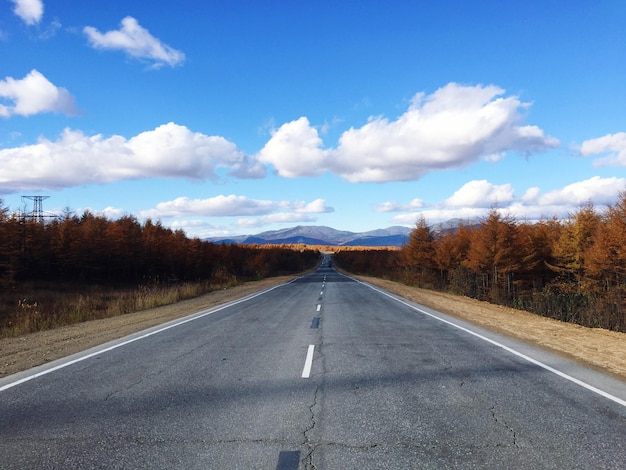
[0,280,239,339]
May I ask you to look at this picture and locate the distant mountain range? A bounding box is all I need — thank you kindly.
[206,219,482,247]
[206,225,413,247]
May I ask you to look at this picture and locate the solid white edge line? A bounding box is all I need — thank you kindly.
[302,344,315,378]
[0,279,297,393]
[353,278,626,409]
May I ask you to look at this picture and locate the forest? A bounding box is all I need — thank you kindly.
[335,193,626,333]
[4,192,626,336]
[0,200,319,336]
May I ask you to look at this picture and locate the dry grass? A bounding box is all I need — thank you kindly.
[0,281,235,338]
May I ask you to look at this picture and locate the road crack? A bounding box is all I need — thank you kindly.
[302,383,320,469]
[302,324,326,469]
[489,404,518,447]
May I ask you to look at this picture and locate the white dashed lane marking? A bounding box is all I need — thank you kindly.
[301,345,315,378]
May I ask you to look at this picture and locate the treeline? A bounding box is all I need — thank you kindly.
[0,204,319,288]
[336,194,626,333]
[0,202,320,335]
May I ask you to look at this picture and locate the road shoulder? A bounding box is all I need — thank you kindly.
[354,275,626,381]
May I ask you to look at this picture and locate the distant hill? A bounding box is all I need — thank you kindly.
[206,225,412,247]
[205,220,483,247]
[243,235,331,246]
[430,218,481,234]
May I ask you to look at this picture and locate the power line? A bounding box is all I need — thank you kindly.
[21,195,51,222]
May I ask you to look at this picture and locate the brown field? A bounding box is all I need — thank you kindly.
[1,274,624,381]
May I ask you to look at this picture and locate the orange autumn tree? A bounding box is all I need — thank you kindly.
[517,218,561,292]
[336,193,626,331]
[463,209,520,302]
[434,223,473,294]
[401,216,437,287]
[586,193,626,290]
[548,202,599,294]
[583,193,626,330]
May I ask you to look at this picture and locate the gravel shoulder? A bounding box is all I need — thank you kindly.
[1,273,624,381]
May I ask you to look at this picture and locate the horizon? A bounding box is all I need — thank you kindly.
[2,1,625,238]
[205,224,412,240]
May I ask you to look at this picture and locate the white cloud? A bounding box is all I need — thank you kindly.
[167,219,226,239]
[392,207,488,226]
[389,176,626,227]
[141,195,277,219]
[524,176,625,207]
[0,69,77,117]
[444,180,515,208]
[333,83,559,182]
[85,206,126,220]
[0,123,262,192]
[256,83,559,183]
[114,195,333,236]
[139,195,333,221]
[580,132,626,167]
[84,16,185,68]
[236,213,317,229]
[257,117,330,177]
[11,0,43,25]
[521,186,541,203]
[126,123,250,178]
[236,199,335,228]
[292,198,333,214]
[376,198,424,213]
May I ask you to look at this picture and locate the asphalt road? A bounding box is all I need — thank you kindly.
[1,261,625,469]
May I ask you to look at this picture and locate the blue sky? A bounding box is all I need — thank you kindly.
[1,1,625,238]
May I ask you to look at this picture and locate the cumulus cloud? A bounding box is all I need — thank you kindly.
[257,117,329,177]
[376,198,424,213]
[444,180,515,208]
[167,219,234,239]
[256,83,559,183]
[580,132,626,167]
[140,195,333,220]
[392,207,489,226]
[290,198,333,214]
[141,195,276,218]
[0,69,77,117]
[0,123,263,192]
[521,176,625,207]
[236,213,318,229]
[85,206,126,220]
[139,195,333,232]
[169,218,219,232]
[84,16,185,68]
[11,0,43,25]
[389,176,626,226]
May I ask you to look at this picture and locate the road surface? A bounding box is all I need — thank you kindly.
[1,261,625,468]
